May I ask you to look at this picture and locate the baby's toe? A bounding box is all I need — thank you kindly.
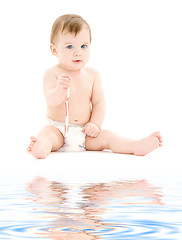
[27,137,37,152]
[30,136,38,142]
[27,146,31,152]
[29,142,34,149]
[158,135,163,142]
[152,131,160,137]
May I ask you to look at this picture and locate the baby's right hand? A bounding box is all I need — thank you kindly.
[56,74,71,97]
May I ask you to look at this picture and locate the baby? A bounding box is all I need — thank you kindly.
[27,14,162,159]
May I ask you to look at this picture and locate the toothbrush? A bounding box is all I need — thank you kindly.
[64,88,70,137]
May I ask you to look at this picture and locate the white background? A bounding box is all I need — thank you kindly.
[0,0,181,160]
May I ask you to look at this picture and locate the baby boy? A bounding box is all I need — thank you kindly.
[27,14,162,159]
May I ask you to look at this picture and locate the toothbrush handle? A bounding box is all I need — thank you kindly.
[65,100,69,137]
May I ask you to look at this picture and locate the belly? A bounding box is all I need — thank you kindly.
[46,101,91,125]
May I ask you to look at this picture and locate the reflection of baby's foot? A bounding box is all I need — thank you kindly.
[27,136,48,159]
[134,132,163,156]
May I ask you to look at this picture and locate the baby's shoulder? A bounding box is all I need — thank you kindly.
[43,65,57,78]
[43,65,58,84]
[84,67,101,79]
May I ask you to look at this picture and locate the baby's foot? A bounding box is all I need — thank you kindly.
[27,136,49,159]
[133,132,163,156]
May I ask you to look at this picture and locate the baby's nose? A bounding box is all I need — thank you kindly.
[74,49,81,57]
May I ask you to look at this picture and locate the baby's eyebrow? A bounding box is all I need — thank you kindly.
[65,42,73,45]
[64,42,90,47]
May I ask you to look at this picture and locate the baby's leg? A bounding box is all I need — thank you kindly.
[85,130,162,156]
[27,125,64,159]
[85,130,136,154]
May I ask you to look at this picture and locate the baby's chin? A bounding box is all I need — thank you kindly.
[69,62,86,71]
[58,60,87,71]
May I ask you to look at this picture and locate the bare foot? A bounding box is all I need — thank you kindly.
[133,132,163,156]
[27,136,51,159]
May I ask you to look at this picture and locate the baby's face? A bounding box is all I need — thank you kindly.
[55,27,91,71]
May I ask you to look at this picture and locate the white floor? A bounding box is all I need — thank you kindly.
[1,137,180,189]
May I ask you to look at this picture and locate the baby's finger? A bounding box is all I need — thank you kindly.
[93,131,99,138]
[57,81,70,89]
[61,75,72,83]
[82,127,86,133]
[62,82,70,88]
[57,76,70,84]
[91,129,96,136]
[82,126,88,133]
[85,126,91,136]
[89,130,96,137]
[58,78,70,84]
[91,129,100,138]
[93,132,98,138]
[61,73,71,79]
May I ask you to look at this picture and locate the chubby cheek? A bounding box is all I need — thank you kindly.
[58,51,72,63]
[83,51,90,63]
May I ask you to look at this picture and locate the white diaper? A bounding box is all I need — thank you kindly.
[46,118,86,152]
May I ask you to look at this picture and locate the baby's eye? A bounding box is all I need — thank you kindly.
[81,44,87,49]
[67,45,73,49]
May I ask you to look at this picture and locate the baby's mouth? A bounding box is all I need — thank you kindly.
[73,59,82,63]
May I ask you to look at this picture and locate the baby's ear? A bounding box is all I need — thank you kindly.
[50,43,57,56]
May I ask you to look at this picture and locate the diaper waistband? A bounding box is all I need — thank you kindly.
[46,117,85,128]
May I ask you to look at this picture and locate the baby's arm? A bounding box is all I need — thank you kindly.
[43,70,71,106]
[90,71,106,128]
[82,71,106,137]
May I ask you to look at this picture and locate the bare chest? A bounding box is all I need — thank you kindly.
[69,77,92,102]
[47,71,94,124]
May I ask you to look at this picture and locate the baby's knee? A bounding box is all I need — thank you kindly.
[40,125,57,135]
[100,129,117,146]
[101,129,114,137]
[43,125,54,130]
[40,125,63,141]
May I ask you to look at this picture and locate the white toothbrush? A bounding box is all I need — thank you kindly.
[64,88,70,137]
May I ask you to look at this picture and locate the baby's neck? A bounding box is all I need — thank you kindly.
[58,64,83,78]
[69,69,82,78]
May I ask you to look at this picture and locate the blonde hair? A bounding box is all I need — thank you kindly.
[50,14,91,44]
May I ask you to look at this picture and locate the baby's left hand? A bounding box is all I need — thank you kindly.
[82,123,100,138]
